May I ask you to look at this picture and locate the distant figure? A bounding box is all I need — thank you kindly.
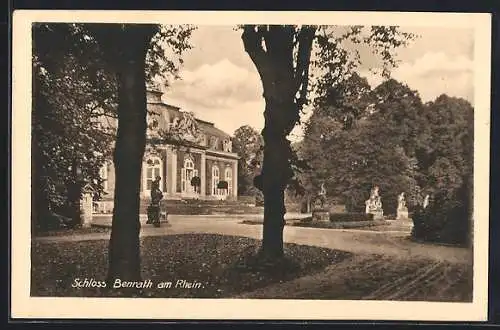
[147,176,164,227]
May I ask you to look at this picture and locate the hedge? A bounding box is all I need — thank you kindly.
[329,212,374,222]
[411,196,470,246]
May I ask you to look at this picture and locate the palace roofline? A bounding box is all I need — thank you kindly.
[146,89,231,138]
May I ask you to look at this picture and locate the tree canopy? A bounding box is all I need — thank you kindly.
[32,23,195,229]
[298,74,474,215]
[232,125,264,196]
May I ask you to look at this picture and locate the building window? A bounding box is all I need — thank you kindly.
[225,167,232,196]
[99,162,108,192]
[181,157,198,194]
[143,156,163,193]
[212,165,220,195]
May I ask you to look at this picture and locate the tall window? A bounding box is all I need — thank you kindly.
[99,162,108,192]
[144,156,163,193]
[225,167,232,196]
[181,157,198,193]
[212,165,220,195]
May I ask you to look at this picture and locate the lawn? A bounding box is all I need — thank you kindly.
[31,233,472,301]
[237,254,473,302]
[31,233,351,298]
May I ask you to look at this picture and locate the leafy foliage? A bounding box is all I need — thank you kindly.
[32,23,117,229]
[32,23,195,230]
[232,125,264,196]
[412,182,471,246]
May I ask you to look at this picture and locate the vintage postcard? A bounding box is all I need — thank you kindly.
[11,10,491,321]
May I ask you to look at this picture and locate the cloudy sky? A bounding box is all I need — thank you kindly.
[160,26,474,140]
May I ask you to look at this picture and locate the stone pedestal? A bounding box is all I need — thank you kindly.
[397,208,409,220]
[312,208,330,222]
[80,192,93,228]
[370,210,384,220]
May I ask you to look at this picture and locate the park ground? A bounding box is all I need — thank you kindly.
[31,214,473,301]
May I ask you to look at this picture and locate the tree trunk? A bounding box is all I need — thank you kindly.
[106,26,155,283]
[242,25,315,260]
[259,107,294,258]
[261,138,288,258]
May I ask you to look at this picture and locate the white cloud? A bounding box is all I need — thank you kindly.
[360,51,474,103]
[162,59,265,135]
[165,58,263,110]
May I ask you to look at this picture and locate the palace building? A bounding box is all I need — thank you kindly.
[95,89,239,212]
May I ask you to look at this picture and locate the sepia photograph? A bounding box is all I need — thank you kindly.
[11,10,491,320]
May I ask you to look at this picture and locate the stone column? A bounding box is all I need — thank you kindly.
[171,148,177,195]
[232,160,238,199]
[165,147,174,197]
[200,152,206,198]
[80,192,93,228]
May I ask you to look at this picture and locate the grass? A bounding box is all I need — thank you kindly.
[31,233,351,298]
[33,226,111,237]
[237,254,472,302]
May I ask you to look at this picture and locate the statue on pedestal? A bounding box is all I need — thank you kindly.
[316,183,327,208]
[396,192,409,219]
[312,182,329,221]
[365,186,384,220]
[147,176,164,227]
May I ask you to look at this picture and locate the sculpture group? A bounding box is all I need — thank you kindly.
[310,182,431,222]
[365,186,384,220]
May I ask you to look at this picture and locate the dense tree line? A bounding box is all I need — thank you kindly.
[297,74,474,224]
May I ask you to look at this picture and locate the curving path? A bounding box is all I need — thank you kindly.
[34,214,472,265]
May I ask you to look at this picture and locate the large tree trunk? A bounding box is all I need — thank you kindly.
[104,26,156,283]
[260,136,290,257]
[242,25,315,259]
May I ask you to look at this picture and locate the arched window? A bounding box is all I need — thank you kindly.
[99,162,108,192]
[225,167,232,196]
[212,165,220,196]
[181,157,198,193]
[143,156,163,194]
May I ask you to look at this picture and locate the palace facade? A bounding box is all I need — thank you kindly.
[96,89,239,211]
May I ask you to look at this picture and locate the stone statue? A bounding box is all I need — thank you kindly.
[423,194,430,209]
[365,185,384,219]
[147,176,164,227]
[312,182,329,221]
[313,183,327,209]
[396,192,409,219]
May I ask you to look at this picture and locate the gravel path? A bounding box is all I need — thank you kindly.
[34,215,472,265]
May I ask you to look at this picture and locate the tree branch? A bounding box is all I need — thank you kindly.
[241,25,269,80]
[294,26,317,110]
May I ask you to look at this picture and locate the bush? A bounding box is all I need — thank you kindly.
[217,181,229,190]
[190,176,201,187]
[329,212,374,222]
[411,192,470,246]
